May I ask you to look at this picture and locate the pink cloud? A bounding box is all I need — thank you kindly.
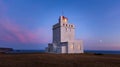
[0,19,50,44]
[0,0,51,44]
[1,34,16,42]
[0,6,49,44]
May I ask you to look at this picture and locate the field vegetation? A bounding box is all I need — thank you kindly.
[0,53,120,67]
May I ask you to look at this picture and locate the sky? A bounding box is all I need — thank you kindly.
[0,0,120,50]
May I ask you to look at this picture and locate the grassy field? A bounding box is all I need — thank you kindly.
[0,53,120,67]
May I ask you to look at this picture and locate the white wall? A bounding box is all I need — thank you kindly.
[60,23,75,42]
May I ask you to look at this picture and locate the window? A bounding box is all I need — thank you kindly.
[66,24,67,26]
[63,24,65,26]
[71,25,73,27]
[78,45,81,50]
[70,44,74,50]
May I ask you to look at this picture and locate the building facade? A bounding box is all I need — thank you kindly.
[46,16,84,53]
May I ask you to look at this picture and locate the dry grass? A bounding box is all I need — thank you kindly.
[0,53,120,67]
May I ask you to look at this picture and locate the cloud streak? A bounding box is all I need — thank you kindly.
[0,18,50,44]
[0,0,50,44]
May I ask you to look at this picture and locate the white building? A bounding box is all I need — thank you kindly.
[46,16,84,53]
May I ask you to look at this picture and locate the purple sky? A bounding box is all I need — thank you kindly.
[0,0,120,50]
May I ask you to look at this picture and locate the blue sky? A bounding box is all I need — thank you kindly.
[0,0,120,50]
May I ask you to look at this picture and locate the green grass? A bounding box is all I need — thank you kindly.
[0,53,120,67]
